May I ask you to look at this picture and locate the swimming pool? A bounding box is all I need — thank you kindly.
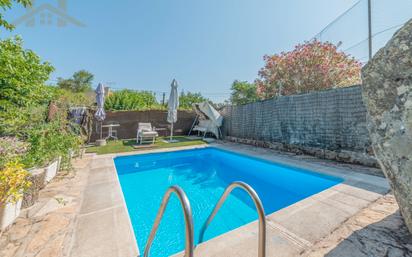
[114,147,343,257]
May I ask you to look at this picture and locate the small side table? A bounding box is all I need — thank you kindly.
[102,123,120,140]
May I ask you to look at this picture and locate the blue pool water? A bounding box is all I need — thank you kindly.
[114,147,342,257]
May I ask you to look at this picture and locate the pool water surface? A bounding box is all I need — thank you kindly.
[114,147,342,257]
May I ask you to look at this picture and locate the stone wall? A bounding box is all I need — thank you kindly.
[222,85,378,167]
[90,110,196,141]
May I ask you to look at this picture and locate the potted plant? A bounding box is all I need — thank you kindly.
[44,157,60,183]
[0,161,31,230]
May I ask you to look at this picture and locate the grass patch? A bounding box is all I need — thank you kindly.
[86,136,206,155]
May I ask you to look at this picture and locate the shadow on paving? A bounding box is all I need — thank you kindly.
[325,211,412,257]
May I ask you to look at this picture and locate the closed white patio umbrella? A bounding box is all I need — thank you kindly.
[167,79,179,142]
[95,83,106,140]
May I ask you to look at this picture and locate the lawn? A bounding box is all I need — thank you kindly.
[86,136,207,155]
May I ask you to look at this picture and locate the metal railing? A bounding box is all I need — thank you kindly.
[143,186,194,257]
[198,181,266,257]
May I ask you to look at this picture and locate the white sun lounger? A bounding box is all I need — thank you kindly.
[136,123,158,144]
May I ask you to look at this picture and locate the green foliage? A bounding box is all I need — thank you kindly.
[0,37,54,109]
[230,80,258,105]
[179,91,207,109]
[0,0,32,31]
[104,90,158,111]
[50,87,95,107]
[57,70,94,93]
[0,37,54,135]
[21,119,81,168]
[0,33,82,192]
[0,105,47,136]
[0,137,28,168]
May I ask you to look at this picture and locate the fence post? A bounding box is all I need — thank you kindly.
[368,0,373,60]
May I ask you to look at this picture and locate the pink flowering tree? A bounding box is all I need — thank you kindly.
[255,40,362,99]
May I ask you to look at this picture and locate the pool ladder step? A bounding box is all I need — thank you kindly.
[143,181,266,257]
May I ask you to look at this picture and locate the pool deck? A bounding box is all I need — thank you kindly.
[1,142,400,257]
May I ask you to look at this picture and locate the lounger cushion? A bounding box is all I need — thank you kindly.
[139,131,158,136]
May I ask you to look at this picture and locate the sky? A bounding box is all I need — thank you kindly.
[3,0,411,102]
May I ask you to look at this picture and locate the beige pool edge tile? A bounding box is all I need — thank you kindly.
[172,218,308,257]
[266,185,385,244]
[70,155,139,257]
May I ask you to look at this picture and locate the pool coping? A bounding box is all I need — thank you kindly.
[75,143,389,257]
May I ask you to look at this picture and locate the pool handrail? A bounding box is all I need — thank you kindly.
[143,185,194,257]
[198,181,266,257]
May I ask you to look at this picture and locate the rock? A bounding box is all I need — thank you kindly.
[361,19,412,233]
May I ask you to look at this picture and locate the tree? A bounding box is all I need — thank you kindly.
[179,91,207,109]
[0,0,32,31]
[230,80,258,105]
[0,37,54,135]
[0,37,54,109]
[256,40,362,99]
[57,70,94,93]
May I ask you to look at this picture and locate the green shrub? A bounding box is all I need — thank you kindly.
[22,119,81,168]
[104,90,159,111]
[0,105,48,136]
[50,87,95,108]
[0,137,28,168]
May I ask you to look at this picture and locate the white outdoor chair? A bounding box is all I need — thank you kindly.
[136,123,158,144]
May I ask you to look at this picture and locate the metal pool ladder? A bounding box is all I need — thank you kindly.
[143,185,194,257]
[143,182,266,257]
[198,181,267,257]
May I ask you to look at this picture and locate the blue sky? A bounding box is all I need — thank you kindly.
[3,0,411,102]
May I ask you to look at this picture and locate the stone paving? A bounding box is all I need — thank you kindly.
[0,143,410,257]
[302,194,412,257]
[0,156,91,257]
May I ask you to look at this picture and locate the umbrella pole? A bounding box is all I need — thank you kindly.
[100,121,103,139]
[170,122,174,141]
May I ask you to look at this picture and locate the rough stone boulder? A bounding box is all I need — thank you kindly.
[362,19,412,233]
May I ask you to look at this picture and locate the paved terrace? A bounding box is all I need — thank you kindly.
[1,142,411,257]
